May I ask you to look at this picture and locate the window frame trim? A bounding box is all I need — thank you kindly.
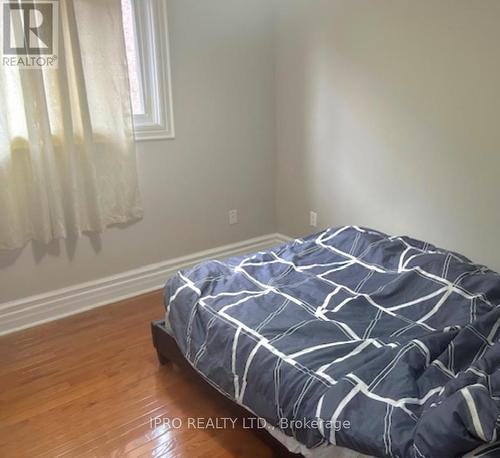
[130,0,175,141]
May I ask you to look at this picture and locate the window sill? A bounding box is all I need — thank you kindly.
[134,125,176,142]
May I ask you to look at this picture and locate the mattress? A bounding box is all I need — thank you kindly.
[163,314,370,458]
[164,226,500,457]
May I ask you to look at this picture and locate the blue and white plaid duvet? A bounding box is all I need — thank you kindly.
[165,226,500,457]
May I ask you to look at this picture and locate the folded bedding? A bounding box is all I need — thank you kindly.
[164,226,500,457]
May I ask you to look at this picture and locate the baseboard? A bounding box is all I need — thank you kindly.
[0,233,293,336]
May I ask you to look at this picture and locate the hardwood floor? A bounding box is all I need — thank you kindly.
[0,292,273,457]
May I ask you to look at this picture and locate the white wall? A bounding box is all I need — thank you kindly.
[0,0,276,303]
[275,0,500,271]
[3,0,500,305]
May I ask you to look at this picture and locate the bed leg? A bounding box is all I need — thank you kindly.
[156,350,169,366]
[271,446,295,458]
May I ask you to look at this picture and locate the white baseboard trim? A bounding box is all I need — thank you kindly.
[0,233,293,336]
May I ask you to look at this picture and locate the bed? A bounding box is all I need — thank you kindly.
[152,226,500,457]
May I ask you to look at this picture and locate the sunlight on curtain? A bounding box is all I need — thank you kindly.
[0,0,143,250]
[121,0,145,115]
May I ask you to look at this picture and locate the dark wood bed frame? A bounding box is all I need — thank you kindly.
[151,320,299,457]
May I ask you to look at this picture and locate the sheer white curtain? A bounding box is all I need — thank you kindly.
[0,0,143,250]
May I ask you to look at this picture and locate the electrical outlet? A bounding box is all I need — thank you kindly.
[310,211,318,228]
[229,209,238,225]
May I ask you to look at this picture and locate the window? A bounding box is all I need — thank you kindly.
[121,0,175,141]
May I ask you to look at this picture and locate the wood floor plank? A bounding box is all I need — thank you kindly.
[0,291,272,457]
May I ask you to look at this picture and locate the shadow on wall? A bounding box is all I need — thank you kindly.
[275,1,500,268]
[0,234,102,270]
[0,218,140,270]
